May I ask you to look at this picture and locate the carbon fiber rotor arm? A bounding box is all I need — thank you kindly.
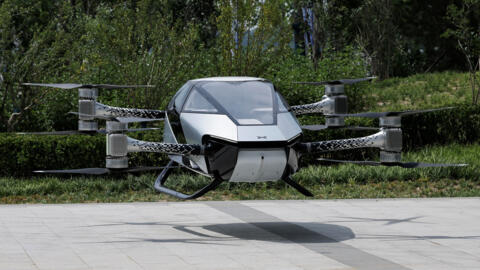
[96,102,165,119]
[295,130,386,153]
[290,99,332,115]
[127,137,205,155]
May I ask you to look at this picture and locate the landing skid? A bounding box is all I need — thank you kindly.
[154,160,224,200]
[282,175,314,197]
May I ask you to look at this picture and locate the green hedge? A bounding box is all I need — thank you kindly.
[3,106,480,176]
[2,132,167,176]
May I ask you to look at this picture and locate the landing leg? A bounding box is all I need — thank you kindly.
[154,161,224,200]
[156,160,175,186]
[282,175,314,197]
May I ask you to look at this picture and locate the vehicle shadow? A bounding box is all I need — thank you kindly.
[199,222,355,243]
[84,221,355,245]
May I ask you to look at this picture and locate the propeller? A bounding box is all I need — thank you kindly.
[294,76,376,86]
[331,107,454,118]
[33,166,180,175]
[317,158,467,168]
[301,124,379,131]
[17,130,98,136]
[115,117,162,123]
[17,127,160,136]
[22,83,154,89]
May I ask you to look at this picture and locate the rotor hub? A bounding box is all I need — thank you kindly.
[325,116,345,127]
[379,116,401,128]
[78,120,98,131]
[78,88,99,131]
[78,88,98,99]
[106,156,129,169]
[324,84,345,96]
[106,121,128,133]
[380,151,402,163]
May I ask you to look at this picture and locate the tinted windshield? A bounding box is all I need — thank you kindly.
[199,81,275,125]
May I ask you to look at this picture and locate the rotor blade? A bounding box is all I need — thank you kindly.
[116,117,163,123]
[396,107,455,116]
[336,77,377,85]
[68,112,116,120]
[22,83,83,89]
[317,158,381,166]
[126,127,161,132]
[89,84,155,89]
[294,76,376,86]
[34,165,182,175]
[302,125,378,131]
[332,107,455,118]
[335,112,390,118]
[301,124,328,131]
[124,166,180,173]
[34,168,110,175]
[17,130,84,135]
[23,83,154,89]
[395,162,468,168]
[344,126,380,131]
[318,158,467,168]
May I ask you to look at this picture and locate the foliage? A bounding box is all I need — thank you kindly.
[0,1,78,131]
[215,0,292,76]
[0,143,478,203]
[353,0,397,79]
[444,0,480,104]
[292,1,476,78]
[365,71,474,110]
[0,131,165,176]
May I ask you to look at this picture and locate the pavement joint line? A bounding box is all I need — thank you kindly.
[206,201,412,270]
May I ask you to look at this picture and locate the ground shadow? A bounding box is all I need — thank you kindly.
[199,222,355,243]
[85,221,355,245]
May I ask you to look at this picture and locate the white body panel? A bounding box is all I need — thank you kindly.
[237,125,286,141]
[277,112,302,139]
[229,149,287,182]
[181,113,237,144]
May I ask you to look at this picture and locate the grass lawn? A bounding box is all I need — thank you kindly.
[365,71,475,110]
[1,143,478,203]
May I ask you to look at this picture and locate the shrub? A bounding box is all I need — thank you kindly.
[1,131,166,176]
[2,106,479,177]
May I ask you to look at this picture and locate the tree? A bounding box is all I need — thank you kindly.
[216,0,292,76]
[0,0,69,131]
[444,0,480,104]
[353,0,398,80]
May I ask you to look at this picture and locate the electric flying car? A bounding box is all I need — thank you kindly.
[22,77,466,199]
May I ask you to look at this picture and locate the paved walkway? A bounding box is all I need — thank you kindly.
[0,198,479,270]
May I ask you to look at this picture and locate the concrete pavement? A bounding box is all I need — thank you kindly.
[0,198,479,269]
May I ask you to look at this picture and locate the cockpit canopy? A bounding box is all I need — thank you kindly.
[170,79,289,125]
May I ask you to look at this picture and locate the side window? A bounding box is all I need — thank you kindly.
[173,83,191,111]
[183,89,218,113]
